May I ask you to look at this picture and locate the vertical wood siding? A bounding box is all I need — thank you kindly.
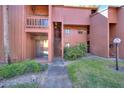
[116,7,124,58]
[0,6,4,62]
[8,5,25,61]
[26,5,48,16]
[26,33,35,59]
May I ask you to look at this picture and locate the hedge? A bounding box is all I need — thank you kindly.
[0,60,47,79]
[64,43,87,60]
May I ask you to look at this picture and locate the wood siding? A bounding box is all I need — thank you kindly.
[90,10,109,58]
[26,5,48,16]
[8,5,26,61]
[64,25,87,46]
[52,6,91,25]
[0,6,4,63]
[26,33,35,59]
[108,7,117,23]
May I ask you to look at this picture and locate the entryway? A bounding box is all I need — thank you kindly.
[53,22,62,58]
[109,23,117,57]
[34,34,48,63]
[29,33,48,61]
[35,40,48,58]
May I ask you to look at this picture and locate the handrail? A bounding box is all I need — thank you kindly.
[26,16,49,28]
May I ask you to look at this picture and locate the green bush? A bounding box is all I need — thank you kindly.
[0,60,46,79]
[64,43,87,60]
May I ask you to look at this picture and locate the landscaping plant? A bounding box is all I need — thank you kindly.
[0,60,47,79]
[64,43,87,60]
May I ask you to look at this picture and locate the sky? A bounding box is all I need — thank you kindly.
[98,5,108,11]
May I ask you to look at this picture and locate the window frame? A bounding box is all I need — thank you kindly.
[39,19,48,27]
[64,29,71,34]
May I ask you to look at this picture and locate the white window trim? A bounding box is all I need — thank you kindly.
[64,29,71,34]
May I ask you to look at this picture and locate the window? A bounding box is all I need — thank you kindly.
[64,29,71,34]
[78,30,83,34]
[65,43,70,48]
[40,19,48,27]
[87,26,90,34]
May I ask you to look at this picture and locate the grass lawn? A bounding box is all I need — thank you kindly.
[67,57,124,88]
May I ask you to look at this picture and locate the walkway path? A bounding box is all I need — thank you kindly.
[0,58,72,88]
[42,58,72,88]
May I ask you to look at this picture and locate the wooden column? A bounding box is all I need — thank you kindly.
[48,5,53,62]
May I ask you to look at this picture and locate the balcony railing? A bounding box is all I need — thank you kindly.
[26,16,49,28]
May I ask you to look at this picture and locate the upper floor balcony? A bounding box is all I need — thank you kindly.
[25,15,49,32]
[26,15,48,28]
[25,5,49,32]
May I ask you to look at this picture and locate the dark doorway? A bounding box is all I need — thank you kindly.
[34,33,48,59]
[109,23,116,57]
[87,26,90,53]
[35,39,48,58]
[53,22,62,57]
[87,41,90,53]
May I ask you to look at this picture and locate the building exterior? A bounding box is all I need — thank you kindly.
[0,5,124,63]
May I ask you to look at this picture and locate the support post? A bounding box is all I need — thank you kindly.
[115,43,119,70]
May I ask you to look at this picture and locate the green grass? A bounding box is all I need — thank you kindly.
[0,60,48,79]
[10,82,39,88]
[67,57,124,88]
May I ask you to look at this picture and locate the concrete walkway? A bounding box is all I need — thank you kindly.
[0,58,72,88]
[42,58,72,88]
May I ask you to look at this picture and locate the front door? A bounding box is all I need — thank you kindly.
[54,35,61,57]
[54,22,62,57]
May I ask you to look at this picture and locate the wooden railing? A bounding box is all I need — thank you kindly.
[26,16,49,28]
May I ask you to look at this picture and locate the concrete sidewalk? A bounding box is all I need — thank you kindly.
[42,58,72,88]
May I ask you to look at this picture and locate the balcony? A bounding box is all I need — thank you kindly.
[25,16,49,32]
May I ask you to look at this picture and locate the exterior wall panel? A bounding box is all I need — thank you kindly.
[26,5,48,16]
[0,6,4,62]
[116,7,124,58]
[108,7,117,23]
[52,6,91,25]
[63,8,91,25]
[64,25,87,47]
[8,5,26,61]
[90,10,109,57]
[26,33,35,59]
[52,7,63,22]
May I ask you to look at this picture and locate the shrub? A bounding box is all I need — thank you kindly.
[64,43,87,60]
[0,60,46,79]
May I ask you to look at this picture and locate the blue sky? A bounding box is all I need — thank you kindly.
[98,5,108,11]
